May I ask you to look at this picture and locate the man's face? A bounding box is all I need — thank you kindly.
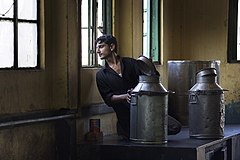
[96,42,113,60]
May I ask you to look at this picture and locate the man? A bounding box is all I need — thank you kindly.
[95,34,181,139]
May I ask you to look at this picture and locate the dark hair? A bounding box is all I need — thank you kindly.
[95,34,118,53]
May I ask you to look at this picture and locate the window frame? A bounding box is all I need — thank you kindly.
[0,0,40,70]
[227,0,240,63]
[142,0,160,64]
[81,0,112,68]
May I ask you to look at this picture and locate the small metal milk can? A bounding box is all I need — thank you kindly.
[130,56,168,144]
[188,68,225,139]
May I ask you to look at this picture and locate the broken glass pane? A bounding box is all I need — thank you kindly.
[0,0,14,18]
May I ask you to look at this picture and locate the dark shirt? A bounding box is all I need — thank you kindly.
[96,57,141,137]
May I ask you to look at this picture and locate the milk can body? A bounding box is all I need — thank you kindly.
[188,68,225,139]
[130,75,168,144]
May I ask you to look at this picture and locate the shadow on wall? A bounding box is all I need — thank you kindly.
[225,102,240,124]
[80,69,103,105]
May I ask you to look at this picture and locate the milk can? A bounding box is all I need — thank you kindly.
[130,56,168,144]
[188,68,225,139]
[168,60,220,126]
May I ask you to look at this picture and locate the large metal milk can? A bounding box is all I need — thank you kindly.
[168,60,220,126]
[188,68,225,139]
[130,56,168,144]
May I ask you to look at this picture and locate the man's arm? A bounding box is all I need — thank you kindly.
[111,89,132,104]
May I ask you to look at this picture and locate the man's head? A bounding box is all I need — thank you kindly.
[95,34,118,53]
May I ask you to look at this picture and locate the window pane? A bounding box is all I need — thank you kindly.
[97,0,103,66]
[227,0,239,63]
[18,23,37,67]
[151,0,159,62]
[97,0,103,34]
[81,0,110,67]
[82,29,89,66]
[18,0,37,20]
[237,0,240,60]
[81,0,89,66]
[143,0,150,58]
[0,21,14,67]
[142,0,159,62]
[0,0,14,18]
[143,35,148,57]
[81,0,88,27]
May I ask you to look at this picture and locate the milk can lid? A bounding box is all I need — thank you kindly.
[137,56,159,76]
[196,68,217,77]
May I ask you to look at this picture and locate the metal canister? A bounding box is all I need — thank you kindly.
[130,70,168,143]
[188,68,225,139]
[168,60,220,126]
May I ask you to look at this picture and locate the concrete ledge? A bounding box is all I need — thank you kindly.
[0,103,114,129]
[0,108,77,129]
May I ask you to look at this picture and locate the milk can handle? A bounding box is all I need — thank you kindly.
[189,92,198,104]
[168,90,175,94]
[130,93,138,106]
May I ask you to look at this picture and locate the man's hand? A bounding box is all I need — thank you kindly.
[127,88,133,103]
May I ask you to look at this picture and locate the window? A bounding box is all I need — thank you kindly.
[143,0,159,63]
[0,0,39,69]
[81,0,112,67]
[227,0,240,63]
